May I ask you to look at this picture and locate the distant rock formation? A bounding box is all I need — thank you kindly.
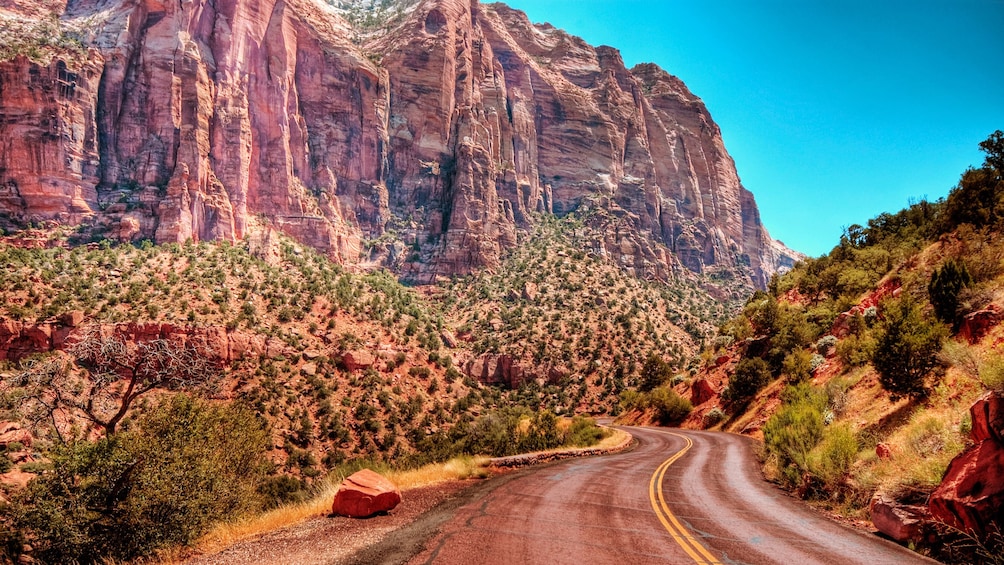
[0,0,798,288]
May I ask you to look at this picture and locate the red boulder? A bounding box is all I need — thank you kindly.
[928,439,1004,537]
[870,493,930,543]
[970,391,1004,444]
[690,378,716,405]
[342,350,375,371]
[958,306,1002,344]
[331,469,402,518]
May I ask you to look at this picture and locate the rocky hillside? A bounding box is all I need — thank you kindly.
[623,132,1004,561]
[0,0,796,290]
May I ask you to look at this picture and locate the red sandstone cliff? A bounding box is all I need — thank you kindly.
[0,0,797,287]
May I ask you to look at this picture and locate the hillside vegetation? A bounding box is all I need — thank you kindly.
[0,206,737,562]
[646,131,1004,558]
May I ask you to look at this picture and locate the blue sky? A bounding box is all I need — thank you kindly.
[501,0,1004,257]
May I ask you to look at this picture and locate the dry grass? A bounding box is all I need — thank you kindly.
[190,456,492,558]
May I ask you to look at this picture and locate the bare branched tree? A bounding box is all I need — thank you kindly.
[68,330,222,435]
[2,329,223,440]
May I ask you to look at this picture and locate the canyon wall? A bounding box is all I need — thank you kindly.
[0,0,797,287]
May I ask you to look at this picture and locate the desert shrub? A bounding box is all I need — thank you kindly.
[565,416,608,447]
[703,407,726,427]
[3,395,269,563]
[723,357,771,405]
[836,332,877,367]
[983,356,1004,392]
[619,389,645,412]
[815,335,838,355]
[783,350,812,383]
[810,353,826,373]
[872,296,948,400]
[647,387,693,425]
[763,392,825,486]
[807,423,858,491]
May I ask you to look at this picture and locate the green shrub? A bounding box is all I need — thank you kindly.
[872,296,948,400]
[619,389,645,412]
[763,399,824,486]
[565,416,608,447]
[703,406,726,427]
[647,387,693,425]
[982,352,1004,392]
[836,333,877,367]
[3,395,269,563]
[639,353,673,392]
[928,260,971,325]
[807,423,858,491]
[723,357,771,405]
[783,350,812,383]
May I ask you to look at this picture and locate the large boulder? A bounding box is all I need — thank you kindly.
[970,390,1004,444]
[331,469,402,518]
[870,493,930,543]
[342,350,376,372]
[928,391,1004,537]
[690,378,716,405]
[958,305,1002,344]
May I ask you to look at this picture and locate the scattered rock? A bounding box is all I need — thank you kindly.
[521,282,539,302]
[971,390,1004,444]
[928,439,1004,537]
[60,311,84,327]
[465,353,526,388]
[870,493,930,543]
[440,330,458,349]
[301,363,317,377]
[342,350,375,371]
[876,443,893,459]
[331,469,402,518]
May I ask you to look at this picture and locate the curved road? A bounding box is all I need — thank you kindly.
[400,427,937,565]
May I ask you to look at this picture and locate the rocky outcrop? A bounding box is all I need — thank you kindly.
[0,0,796,288]
[331,468,402,518]
[929,391,1004,537]
[464,352,526,388]
[0,316,276,363]
[958,305,1002,344]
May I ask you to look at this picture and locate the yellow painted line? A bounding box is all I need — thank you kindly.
[648,431,722,565]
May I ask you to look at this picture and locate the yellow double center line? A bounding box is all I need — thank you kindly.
[648,432,722,565]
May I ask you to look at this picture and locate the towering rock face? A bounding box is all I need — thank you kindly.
[0,0,797,287]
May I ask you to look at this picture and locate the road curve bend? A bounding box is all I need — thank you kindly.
[401,426,937,565]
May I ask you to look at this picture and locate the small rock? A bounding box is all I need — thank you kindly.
[876,443,893,459]
[60,310,84,327]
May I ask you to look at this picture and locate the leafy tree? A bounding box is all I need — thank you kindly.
[723,357,771,405]
[3,395,269,563]
[942,130,1004,231]
[872,296,948,400]
[928,260,971,325]
[638,353,673,392]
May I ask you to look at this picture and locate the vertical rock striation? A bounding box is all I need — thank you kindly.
[0,0,797,288]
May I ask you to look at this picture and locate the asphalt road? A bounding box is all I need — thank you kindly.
[396,427,938,565]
